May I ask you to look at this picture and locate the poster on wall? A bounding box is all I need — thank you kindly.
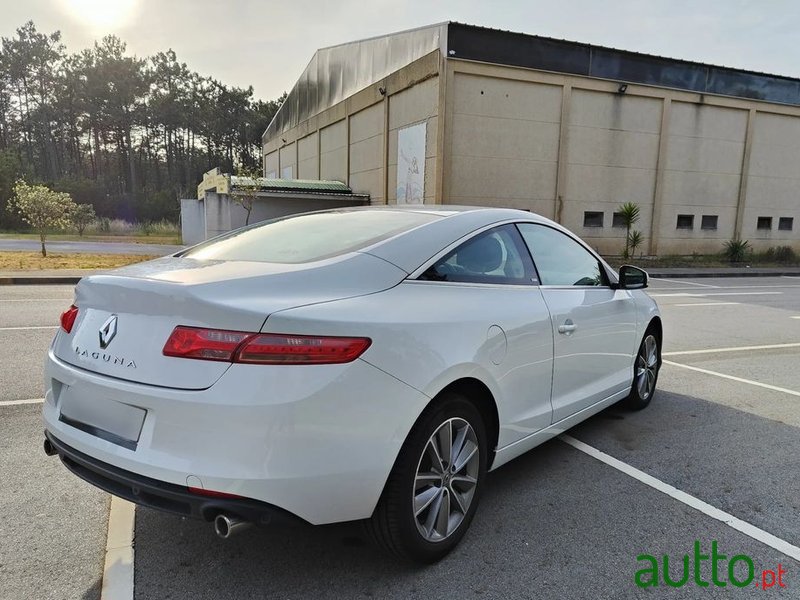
[396,122,426,204]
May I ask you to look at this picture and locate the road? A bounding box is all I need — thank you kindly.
[1,277,798,599]
[0,239,183,256]
[0,284,107,600]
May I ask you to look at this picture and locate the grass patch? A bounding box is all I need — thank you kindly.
[0,252,158,271]
[0,233,182,245]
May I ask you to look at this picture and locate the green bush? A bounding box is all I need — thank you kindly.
[723,239,750,263]
[763,246,798,264]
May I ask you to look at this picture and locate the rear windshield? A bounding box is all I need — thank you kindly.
[180,210,441,264]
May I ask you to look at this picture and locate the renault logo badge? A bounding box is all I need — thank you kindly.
[99,315,118,349]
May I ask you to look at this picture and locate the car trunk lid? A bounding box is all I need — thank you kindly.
[54,254,406,389]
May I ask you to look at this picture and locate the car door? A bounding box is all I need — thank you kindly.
[418,224,554,447]
[516,222,638,423]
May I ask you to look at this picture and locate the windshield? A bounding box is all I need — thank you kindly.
[180,210,441,264]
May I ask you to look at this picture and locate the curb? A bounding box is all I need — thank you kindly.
[0,276,82,285]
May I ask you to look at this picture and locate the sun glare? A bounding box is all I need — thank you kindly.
[59,0,138,33]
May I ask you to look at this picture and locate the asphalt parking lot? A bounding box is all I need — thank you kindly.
[1,277,799,599]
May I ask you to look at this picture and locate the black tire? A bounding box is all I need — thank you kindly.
[365,393,488,563]
[622,329,661,410]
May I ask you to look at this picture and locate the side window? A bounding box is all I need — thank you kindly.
[517,223,606,286]
[420,225,535,285]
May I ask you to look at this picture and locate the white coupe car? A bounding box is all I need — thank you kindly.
[43,206,661,563]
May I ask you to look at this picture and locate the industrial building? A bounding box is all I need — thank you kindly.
[261,22,799,255]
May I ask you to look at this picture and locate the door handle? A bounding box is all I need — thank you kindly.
[558,320,577,335]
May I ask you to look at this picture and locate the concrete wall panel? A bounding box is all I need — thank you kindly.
[448,73,561,214]
[297,133,319,180]
[264,151,279,179]
[320,120,347,182]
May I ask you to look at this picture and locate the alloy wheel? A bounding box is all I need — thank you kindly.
[412,417,480,543]
[636,334,659,401]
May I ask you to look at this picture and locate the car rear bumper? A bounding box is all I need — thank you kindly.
[43,349,430,524]
[45,431,305,525]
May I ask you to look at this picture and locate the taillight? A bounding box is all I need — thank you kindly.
[187,486,244,500]
[60,305,79,333]
[237,334,372,365]
[162,326,371,365]
[162,326,251,362]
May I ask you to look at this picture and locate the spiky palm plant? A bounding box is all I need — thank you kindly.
[617,202,641,258]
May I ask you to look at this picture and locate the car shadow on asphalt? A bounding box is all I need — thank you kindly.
[131,391,799,600]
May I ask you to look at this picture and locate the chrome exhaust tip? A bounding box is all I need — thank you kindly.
[43,438,57,456]
[214,514,251,539]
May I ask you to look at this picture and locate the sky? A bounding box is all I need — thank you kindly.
[3,0,800,102]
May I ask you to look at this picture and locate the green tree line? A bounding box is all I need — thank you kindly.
[0,21,284,229]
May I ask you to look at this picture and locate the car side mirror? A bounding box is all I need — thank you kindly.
[618,265,648,289]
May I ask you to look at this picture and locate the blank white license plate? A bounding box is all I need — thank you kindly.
[59,388,146,448]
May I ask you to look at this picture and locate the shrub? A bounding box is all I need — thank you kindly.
[763,246,798,264]
[723,239,750,263]
[617,202,641,258]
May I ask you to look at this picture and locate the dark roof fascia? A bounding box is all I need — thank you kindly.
[446,22,800,107]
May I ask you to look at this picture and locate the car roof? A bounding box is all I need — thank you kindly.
[354,205,559,273]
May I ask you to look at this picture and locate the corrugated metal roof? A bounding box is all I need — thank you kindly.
[264,22,800,146]
[230,177,353,194]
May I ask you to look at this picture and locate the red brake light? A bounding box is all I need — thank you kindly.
[162,326,371,365]
[60,305,79,333]
[162,326,251,361]
[237,334,372,365]
[187,486,244,500]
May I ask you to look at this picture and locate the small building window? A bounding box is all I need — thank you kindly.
[778,217,794,231]
[756,217,772,231]
[676,214,694,230]
[612,212,627,228]
[701,215,718,230]
[583,211,604,228]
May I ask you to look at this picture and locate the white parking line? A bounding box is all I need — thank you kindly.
[655,278,718,288]
[561,435,800,562]
[650,291,783,297]
[673,302,740,307]
[664,342,800,357]
[663,360,800,398]
[102,497,135,600]
[652,285,800,292]
[0,398,44,406]
[0,326,58,331]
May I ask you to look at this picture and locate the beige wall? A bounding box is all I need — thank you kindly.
[387,76,439,203]
[263,50,798,255]
[320,120,347,182]
[447,73,560,215]
[441,59,799,255]
[261,51,441,206]
[278,143,296,179]
[657,102,748,253]
[743,112,800,248]
[297,132,319,180]
[264,151,278,179]
[349,103,384,202]
[564,89,661,251]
